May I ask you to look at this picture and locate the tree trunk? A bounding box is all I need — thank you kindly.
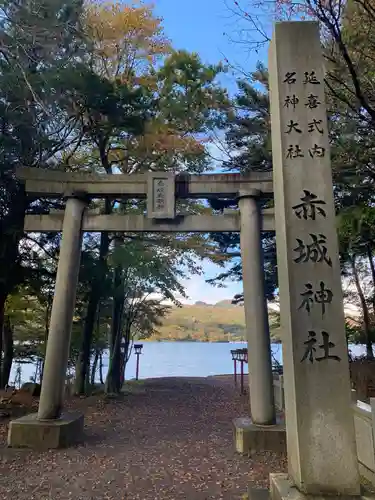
[85,360,90,392]
[105,240,124,394]
[34,358,43,384]
[122,322,132,381]
[75,212,110,395]
[119,351,125,386]
[74,289,100,394]
[105,327,122,393]
[41,293,52,382]
[0,292,5,387]
[105,295,123,393]
[350,255,374,359]
[99,351,104,384]
[91,349,99,385]
[366,245,375,315]
[1,315,13,388]
[0,186,27,387]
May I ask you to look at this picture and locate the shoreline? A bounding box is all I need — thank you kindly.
[141,339,282,344]
[125,373,236,381]
[124,374,247,386]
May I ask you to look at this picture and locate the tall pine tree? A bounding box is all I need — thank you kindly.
[208,63,278,302]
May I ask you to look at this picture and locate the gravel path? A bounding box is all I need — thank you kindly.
[0,376,286,499]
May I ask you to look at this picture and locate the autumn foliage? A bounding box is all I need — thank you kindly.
[84,1,171,82]
[0,0,231,393]
[81,1,227,173]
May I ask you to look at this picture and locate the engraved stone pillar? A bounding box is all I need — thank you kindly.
[38,195,87,420]
[269,21,360,495]
[239,191,276,425]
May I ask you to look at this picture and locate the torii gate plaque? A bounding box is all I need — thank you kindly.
[147,172,175,219]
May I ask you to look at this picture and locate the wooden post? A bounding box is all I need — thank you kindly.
[136,353,140,381]
[240,360,244,395]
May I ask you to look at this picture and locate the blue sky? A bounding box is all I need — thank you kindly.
[154,0,268,96]
[153,0,268,304]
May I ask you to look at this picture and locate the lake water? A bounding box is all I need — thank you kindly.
[8,341,369,386]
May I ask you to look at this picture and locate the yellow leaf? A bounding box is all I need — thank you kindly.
[84,0,172,83]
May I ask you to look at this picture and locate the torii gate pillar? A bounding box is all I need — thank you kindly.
[239,191,275,425]
[233,192,285,456]
[8,194,88,449]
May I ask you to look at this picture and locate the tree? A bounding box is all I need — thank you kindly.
[84,0,171,82]
[338,205,375,358]
[83,1,228,173]
[63,68,153,394]
[225,0,375,357]
[104,239,185,393]
[330,98,375,358]
[228,1,375,133]
[72,1,229,395]
[0,0,232,395]
[208,63,278,302]
[0,0,87,386]
[69,1,163,395]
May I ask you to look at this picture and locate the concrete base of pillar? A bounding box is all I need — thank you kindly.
[233,416,286,455]
[359,463,375,488]
[241,474,375,500]
[269,474,372,500]
[7,411,84,449]
[246,486,270,500]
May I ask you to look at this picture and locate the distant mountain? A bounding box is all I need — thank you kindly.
[193,300,235,307]
[149,300,281,343]
[214,299,235,308]
[150,296,361,343]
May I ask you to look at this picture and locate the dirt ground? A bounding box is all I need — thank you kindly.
[0,376,286,500]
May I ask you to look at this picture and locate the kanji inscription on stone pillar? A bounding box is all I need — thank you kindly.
[269,21,360,496]
[147,172,175,219]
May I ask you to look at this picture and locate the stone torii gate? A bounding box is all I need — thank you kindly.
[8,168,278,446]
[8,20,361,500]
